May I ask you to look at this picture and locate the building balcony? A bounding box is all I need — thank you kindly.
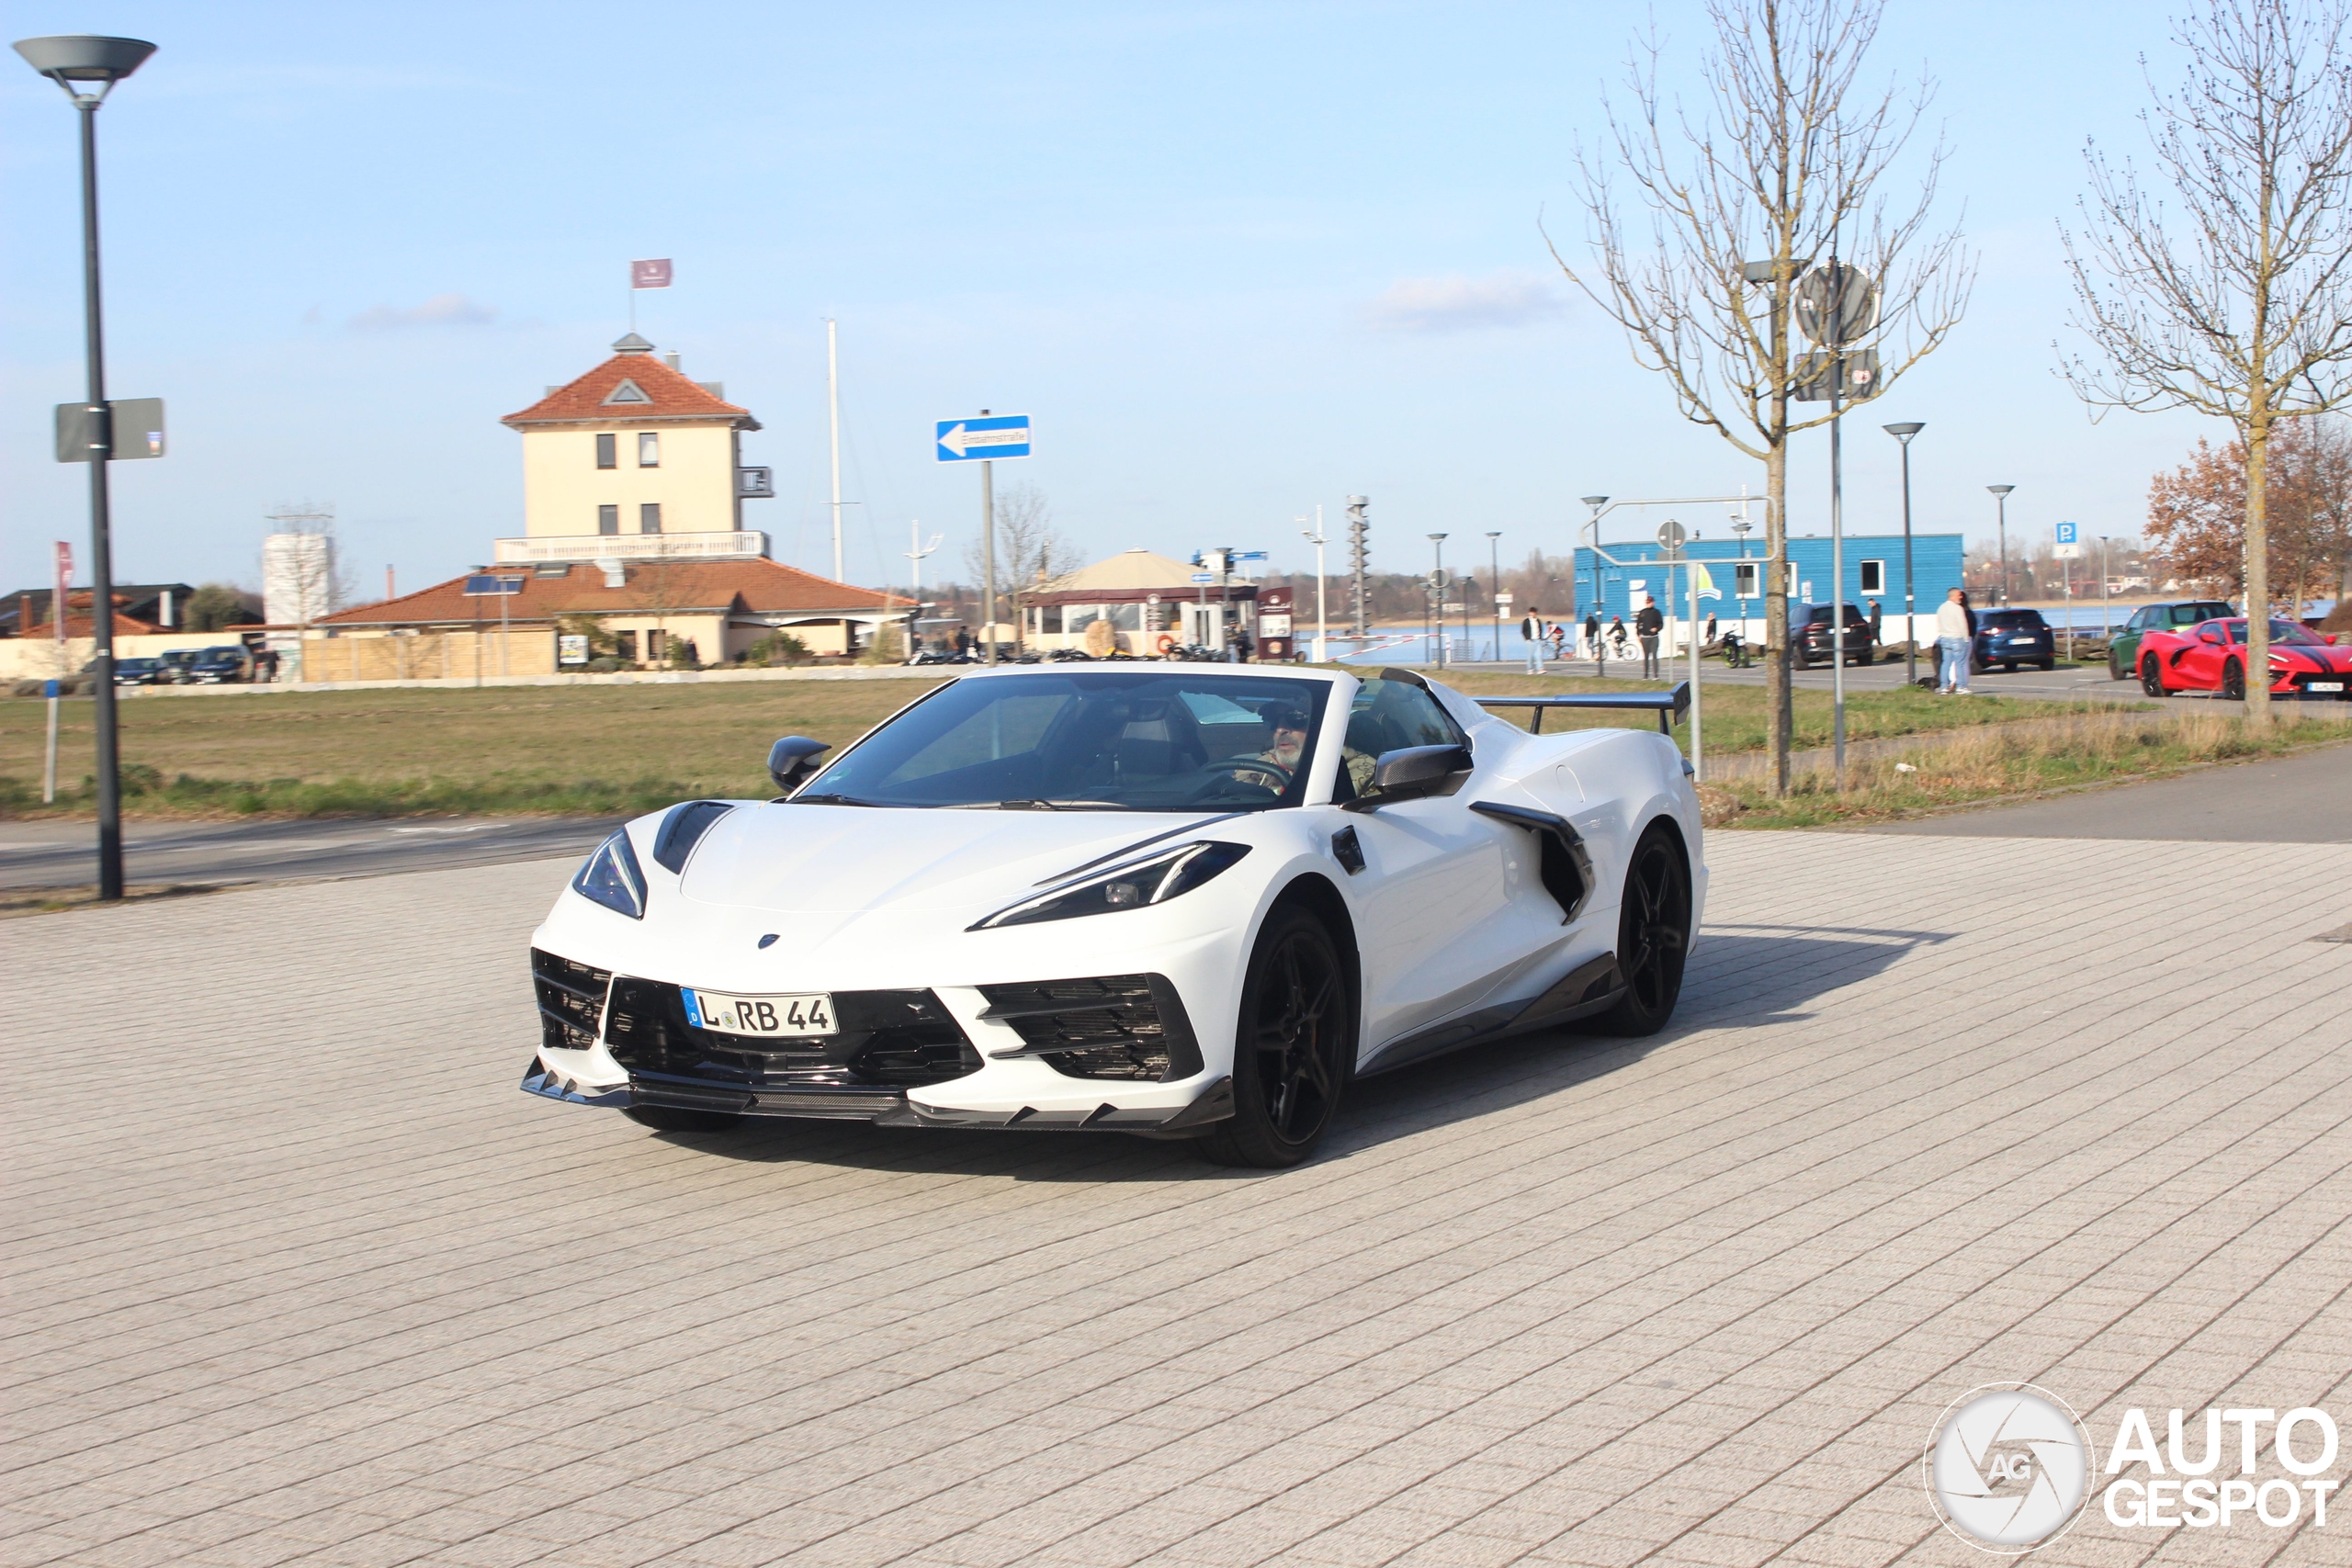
[492,531,767,565]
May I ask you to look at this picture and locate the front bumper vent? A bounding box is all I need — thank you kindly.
[977,974,1204,1083]
[532,949,612,1053]
[602,980,982,1091]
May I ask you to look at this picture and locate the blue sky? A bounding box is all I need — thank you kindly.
[1,1,2220,599]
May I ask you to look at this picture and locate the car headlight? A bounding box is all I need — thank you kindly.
[572,830,648,919]
[970,841,1250,931]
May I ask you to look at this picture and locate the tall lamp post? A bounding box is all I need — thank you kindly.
[1297,510,1329,663]
[16,34,156,904]
[1883,422,1924,686]
[1486,531,1502,663]
[1427,533,1448,668]
[1579,496,1609,619]
[1987,484,2016,606]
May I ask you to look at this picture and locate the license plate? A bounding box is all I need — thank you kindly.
[2010,637,2036,645]
[2311,682,2345,693]
[682,988,836,1036]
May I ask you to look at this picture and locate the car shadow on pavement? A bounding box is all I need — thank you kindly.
[650,925,1952,1182]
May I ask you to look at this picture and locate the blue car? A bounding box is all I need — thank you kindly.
[1970,609,2056,672]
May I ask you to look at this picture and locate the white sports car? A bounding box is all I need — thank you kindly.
[524,665,1702,1167]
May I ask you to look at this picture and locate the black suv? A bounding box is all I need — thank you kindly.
[1971,608,2056,671]
[1793,604,1876,668]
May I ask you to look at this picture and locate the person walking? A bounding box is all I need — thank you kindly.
[1583,610,1600,660]
[1867,598,1883,642]
[1634,594,1665,678]
[1521,607,1546,673]
[1935,587,1973,694]
[1704,611,1719,646]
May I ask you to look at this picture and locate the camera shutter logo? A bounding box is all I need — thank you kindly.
[1923,1384,2090,1551]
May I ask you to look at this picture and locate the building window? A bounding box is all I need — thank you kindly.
[1860,559,1885,594]
[639,502,662,534]
[1039,604,1063,634]
[597,504,619,536]
[595,433,616,468]
[638,432,660,467]
[1735,561,1760,598]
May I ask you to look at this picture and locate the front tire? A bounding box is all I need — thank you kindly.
[1592,823,1692,1037]
[1198,907,1352,1168]
[2142,654,2168,697]
[625,1105,745,1133]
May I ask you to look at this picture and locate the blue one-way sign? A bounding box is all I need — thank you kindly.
[935,413,1032,462]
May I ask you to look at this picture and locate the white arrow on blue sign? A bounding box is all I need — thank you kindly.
[2055,521,2078,545]
[935,414,1032,462]
[1190,573,1217,584]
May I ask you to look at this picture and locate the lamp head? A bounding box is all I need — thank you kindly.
[1427,532,1448,542]
[14,36,155,100]
[1883,422,1924,441]
[1580,495,1609,510]
[1987,484,2015,498]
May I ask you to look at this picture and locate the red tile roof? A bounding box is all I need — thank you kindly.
[503,344,757,428]
[316,558,911,628]
[20,612,164,637]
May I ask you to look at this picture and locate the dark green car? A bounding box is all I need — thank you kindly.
[2109,600,2235,680]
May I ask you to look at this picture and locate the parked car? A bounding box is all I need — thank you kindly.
[2108,599,2237,680]
[111,657,168,686]
[522,666,1704,1167]
[1792,604,1876,668]
[1969,608,2056,672]
[2137,616,2351,700]
[184,645,251,684]
[154,649,202,683]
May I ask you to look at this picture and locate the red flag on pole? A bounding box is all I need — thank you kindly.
[52,541,72,642]
[631,259,673,289]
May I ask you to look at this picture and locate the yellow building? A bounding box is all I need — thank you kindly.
[496,333,765,565]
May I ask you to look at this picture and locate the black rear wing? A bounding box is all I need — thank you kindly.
[1474,681,1691,736]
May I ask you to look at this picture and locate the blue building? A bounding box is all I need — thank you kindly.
[1569,532,1963,644]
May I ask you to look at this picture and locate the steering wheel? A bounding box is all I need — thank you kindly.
[1185,757,1293,796]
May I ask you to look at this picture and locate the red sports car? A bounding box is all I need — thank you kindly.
[2137,617,2352,700]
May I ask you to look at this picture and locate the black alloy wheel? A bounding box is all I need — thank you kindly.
[1593,823,1692,1037]
[2142,654,2169,698]
[625,1104,746,1133]
[2222,659,2247,701]
[1200,908,1351,1168]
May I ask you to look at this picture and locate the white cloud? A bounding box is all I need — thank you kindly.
[1367,270,1564,332]
[347,293,497,331]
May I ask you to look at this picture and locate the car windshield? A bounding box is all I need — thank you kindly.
[2170,603,2233,625]
[2224,619,2324,645]
[797,671,1333,811]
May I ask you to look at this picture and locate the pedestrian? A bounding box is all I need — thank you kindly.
[1935,587,1973,694]
[1704,611,1718,646]
[1583,610,1600,660]
[1521,607,1546,673]
[1868,598,1883,644]
[1233,625,1254,663]
[1634,594,1665,678]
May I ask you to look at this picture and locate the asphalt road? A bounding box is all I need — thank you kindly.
[0,814,621,892]
[1870,742,2352,842]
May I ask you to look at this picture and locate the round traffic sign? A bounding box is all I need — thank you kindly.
[1795,262,1879,346]
[1657,519,1687,553]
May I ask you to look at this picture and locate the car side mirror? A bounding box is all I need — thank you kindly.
[1345,743,1473,811]
[766,736,831,794]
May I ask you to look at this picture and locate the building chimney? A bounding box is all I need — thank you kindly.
[597,558,627,589]
[662,351,682,371]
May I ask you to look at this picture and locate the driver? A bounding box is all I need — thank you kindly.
[1253,705,1310,772]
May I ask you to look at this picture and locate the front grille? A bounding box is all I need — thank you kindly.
[602,980,981,1089]
[532,949,611,1053]
[978,974,1203,1082]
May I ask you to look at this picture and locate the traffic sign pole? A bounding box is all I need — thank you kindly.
[981,457,995,665]
[934,413,1030,665]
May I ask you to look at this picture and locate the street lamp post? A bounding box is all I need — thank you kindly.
[15,34,156,904]
[1987,484,2016,606]
[1486,531,1502,663]
[1426,533,1448,668]
[1884,422,1924,686]
[1579,497,1609,624]
[1298,510,1329,663]
[2098,536,2112,645]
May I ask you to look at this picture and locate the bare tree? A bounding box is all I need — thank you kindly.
[1555,0,1972,792]
[2062,0,2352,724]
[964,481,1074,647]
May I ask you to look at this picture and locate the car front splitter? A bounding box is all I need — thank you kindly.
[520,1056,1235,1134]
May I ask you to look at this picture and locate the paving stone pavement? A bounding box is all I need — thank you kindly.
[5,831,2349,1568]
